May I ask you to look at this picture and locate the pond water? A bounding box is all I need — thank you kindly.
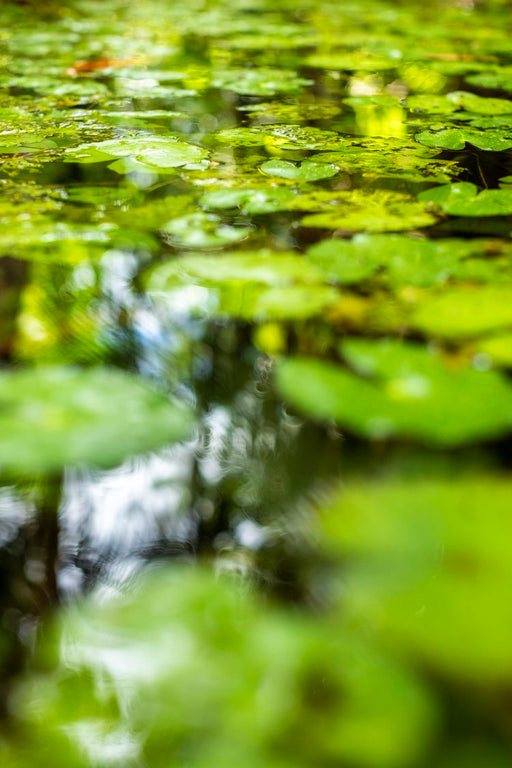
[1,0,512,765]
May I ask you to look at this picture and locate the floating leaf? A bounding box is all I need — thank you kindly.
[160,213,251,249]
[200,187,296,215]
[64,136,207,166]
[305,234,490,287]
[12,567,434,768]
[135,143,208,168]
[237,100,341,123]
[411,286,512,339]
[275,341,512,446]
[445,90,512,115]
[466,68,512,93]
[322,475,512,680]
[146,250,324,288]
[477,332,512,367]
[211,67,311,96]
[215,125,344,150]
[0,366,194,472]
[146,250,338,320]
[301,191,436,232]
[259,160,339,182]
[305,52,398,71]
[415,127,512,151]
[419,183,512,216]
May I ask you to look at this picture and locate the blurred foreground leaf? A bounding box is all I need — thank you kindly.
[9,567,435,768]
[0,366,194,472]
[275,340,512,446]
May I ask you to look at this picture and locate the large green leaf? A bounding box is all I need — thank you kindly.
[160,213,251,249]
[259,160,339,182]
[415,127,512,151]
[419,183,512,217]
[146,250,338,321]
[301,191,436,232]
[275,341,512,446]
[11,567,434,768]
[411,286,512,339]
[64,136,207,167]
[305,234,493,287]
[0,367,194,472]
[322,475,512,680]
[211,67,311,96]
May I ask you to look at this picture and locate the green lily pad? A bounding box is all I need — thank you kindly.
[275,340,512,446]
[211,68,311,96]
[445,91,512,115]
[406,94,460,115]
[411,286,512,339]
[301,191,436,232]
[146,250,338,321]
[0,221,116,261]
[476,332,512,367]
[135,143,208,168]
[419,183,512,216]
[260,160,339,182]
[12,567,433,768]
[415,127,512,151]
[215,125,345,150]
[322,475,512,680]
[305,234,489,287]
[160,213,251,249]
[409,91,512,116]
[64,136,207,167]
[237,100,342,123]
[465,68,512,93]
[313,140,456,184]
[200,188,296,215]
[0,366,194,472]
[305,52,398,71]
[146,250,324,288]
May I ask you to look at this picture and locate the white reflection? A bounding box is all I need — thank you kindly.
[59,445,197,596]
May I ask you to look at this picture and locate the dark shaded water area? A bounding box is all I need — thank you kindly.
[1,0,512,765]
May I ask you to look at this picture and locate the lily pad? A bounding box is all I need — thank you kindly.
[305,234,489,287]
[237,100,342,123]
[12,567,433,768]
[0,366,194,472]
[160,213,251,249]
[259,160,339,182]
[146,250,338,321]
[415,127,512,151]
[200,188,296,215]
[215,125,345,150]
[275,340,512,446]
[211,68,311,96]
[419,183,512,217]
[465,68,512,93]
[146,250,324,288]
[411,286,512,339]
[64,136,207,167]
[477,332,512,367]
[322,475,512,680]
[301,190,436,232]
[305,52,398,71]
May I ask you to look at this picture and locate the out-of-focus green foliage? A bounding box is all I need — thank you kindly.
[9,567,436,768]
[0,0,512,765]
[0,366,194,472]
[275,340,512,446]
[322,474,512,681]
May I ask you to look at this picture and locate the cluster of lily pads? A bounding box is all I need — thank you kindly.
[0,0,512,765]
